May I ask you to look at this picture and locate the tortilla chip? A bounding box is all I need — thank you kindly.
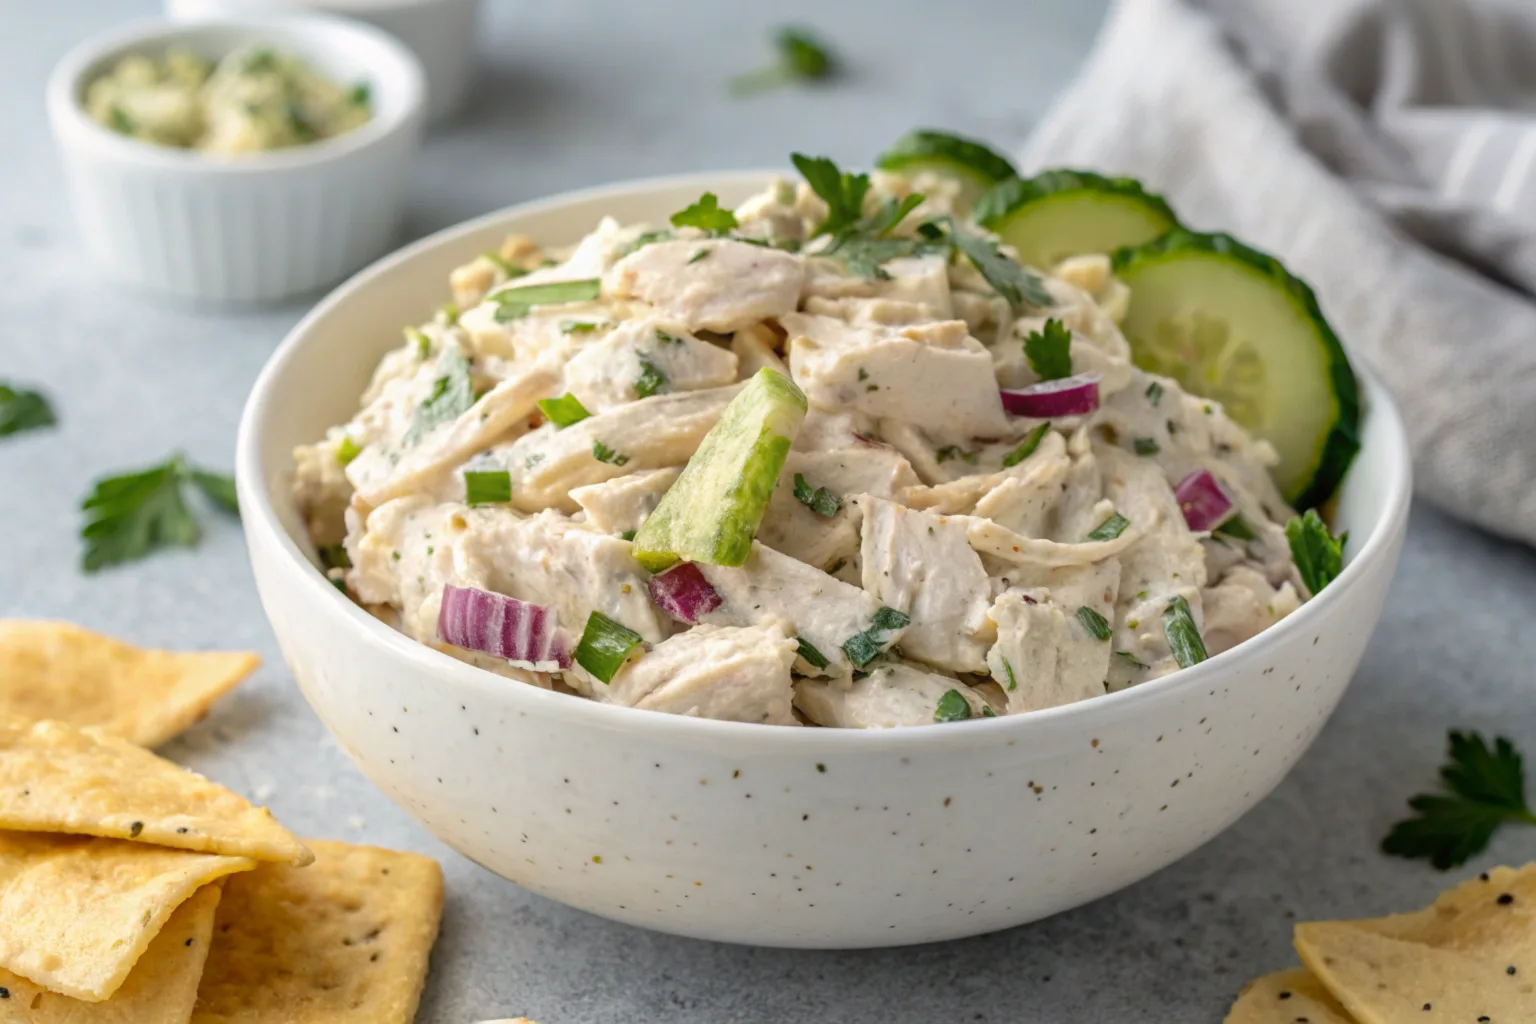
[1295,920,1536,1023]
[1349,863,1536,952]
[0,883,221,1023]
[0,718,311,866]
[0,621,257,748]
[1224,967,1353,1024]
[0,833,252,1002]
[192,840,444,1024]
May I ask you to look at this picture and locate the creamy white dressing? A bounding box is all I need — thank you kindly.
[295,172,1311,727]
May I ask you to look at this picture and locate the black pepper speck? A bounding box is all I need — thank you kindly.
[1499,893,1515,905]
[129,821,143,838]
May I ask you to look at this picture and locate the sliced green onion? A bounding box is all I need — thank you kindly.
[574,611,643,683]
[934,689,973,723]
[1086,512,1129,541]
[870,607,910,631]
[792,473,841,517]
[796,638,830,669]
[634,357,668,399]
[1076,606,1112,641]
[483,252,523,277]
[1215,514,1257,541]
[1145,380,1164,406]
[536,393,590,428]
[1115,650,1147,670]
[592,441,629,466]
[336,436,362,465]
[1002,422,1051,468]
[464,470,511,506]
[493,279,601,322]
[980,705,997,718]
[1163,596,1208,668]
[1133,437,1160,456]
[999,655,1018,691]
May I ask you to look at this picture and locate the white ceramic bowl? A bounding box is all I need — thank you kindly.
[164,0,480,121]
[237,172,1412,948]
[47,15,425,305]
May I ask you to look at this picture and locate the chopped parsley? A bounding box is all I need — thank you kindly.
[634,357,668,399]
[1023,318,1072,381]
[1086,512,1129,541]
[1145,380,1164,406]
[928,216,1053,310]
[1076,606,1112,641]
[981,706,998,718]
[109,106,135,134]
[670,193,738,234]
[795,638,830,669]
[440,301,460,325]
[1214,514,1257,541]
[841,607,910,668]
[464,470,512,506]
[998,656,1018,692]
[619,529,637,541]
[1002,422,1051,468]
[319,543,351,570]
[1133,437,1160,456]
[934,689,973,723]
[348,82,371,107]
[406,350,474,444]
[406,326,432,359]
[335,436,362,465]
[687,248,710,265]
[728,26,838,97]
[536,393,591,428]
[592,441,630,466]
[561,320,608,335]
[79,453,238,572]
[655,328,683,344]
[1286,509,1346,595]
[1162,596,1208,668]
[0,383,56,437]
[619,229,673,257]
[792,473,840,518]
[1382,731,1536,870]
[492,279,601,323]
[574,611,644,683]
[935,446,979,465]
[792,153,871,238]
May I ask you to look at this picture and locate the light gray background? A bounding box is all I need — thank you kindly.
[4,2,1535,1021]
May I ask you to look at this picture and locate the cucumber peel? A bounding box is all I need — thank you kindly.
[976,169,1179,270]
[1111,229,1360,508]
[875,129,1017,193]
[631,368,807,572]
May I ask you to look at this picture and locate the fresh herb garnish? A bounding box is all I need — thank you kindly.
[796,637,830,669]
[482,252,523,277]
[1162,596,1208,668]
[406,350,474,444]
[687,248,710,265]
[1023,319,1072,381]
[1133,437,1160,456]
[1215,515,1257,541]
[319,543,351,570]
[561,320,608,335]
[655,328,682,344]
[728,26,838,96]
[619,529,637,541]
[1145,380,1164,407]
[1287,509,1346,595]
[934,688,973,723]
[349,82,370,107]
[1076,606,1112,641]
[492,279,602,322]
[109,106,135,134]
[634,357,668,399]
[998,655,1018,692]
[619,229,673,258]
[981,706,997,718]
[243,47,277,73]
[79,453,238,572]
[536,393,591,428]
[0,383,56,437]
[841,606,910,668]
[1116,650,1148,670]
[670,193,738,235]
[440,301,460,325]
[1086,512,1129,541]
[574,611,644,683]
[1382,731,1536,870]
[336,436,362,465]
[406,327,432,359]
[792,153,871,237]
[935,446,979,465]
[1002,422,1051,468]
[792,473,840,517]
[464,470,512,506]
[931,216,1053,310]
[592,441,630,466]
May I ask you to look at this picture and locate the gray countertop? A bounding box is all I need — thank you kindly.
[5,2,1536,1021]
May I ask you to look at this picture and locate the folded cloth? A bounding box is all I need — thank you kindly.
[1022,0,1536,545]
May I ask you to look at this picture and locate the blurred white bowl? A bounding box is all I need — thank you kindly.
[237,171,1413,948]
[165,0,480,121]
[46,15,425,305]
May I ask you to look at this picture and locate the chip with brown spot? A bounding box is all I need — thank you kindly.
[1223,967,1352,1024]
[0,883,221,1023]
[0,621,257,748]
[0,718,311,865]
[191,840,443,1024]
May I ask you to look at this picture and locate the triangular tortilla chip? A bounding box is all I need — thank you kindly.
[1224,968,1354,1024]
[0,719,311,866]
[1296,921,1536,1024]
[192,840,443,1024]
[0,833,252,1002]
[0,883,221,1023]
[1349,863,1536,955]
[0,621,257,748]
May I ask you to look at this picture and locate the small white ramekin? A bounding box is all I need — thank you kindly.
[164,0,481,122]
[47,15,426,306]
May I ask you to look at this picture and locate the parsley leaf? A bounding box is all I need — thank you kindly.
[464,470,512,506]
[1023,318,1072,381]
[670,193,738,235]
[935,217,1053,310]
[79,453,239,572]
[592,441,629,466]
[1002,422,1051,468]
[406,350,474,444]
[934,689,973,723]
[0,383,57,437]
[1287,509,1346,595]
[1086,512,1130,542]
[792,153,870,237]
[1382,731,1536,870]
[792,473,841,517]
[634,357,668,399]
[728,26,838,96]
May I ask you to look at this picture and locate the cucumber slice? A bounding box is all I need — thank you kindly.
[875,129,1017,194]
[632,368,807,572]
[975,169,1179,270]
[1111,230,1360,508]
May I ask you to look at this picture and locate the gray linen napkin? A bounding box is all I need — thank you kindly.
[1022,0,1536,544]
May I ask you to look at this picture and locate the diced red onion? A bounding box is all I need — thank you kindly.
[1175,469,1234,532]
[648,562,723,623]
[999,373,1101,418]
[438,584,571,670]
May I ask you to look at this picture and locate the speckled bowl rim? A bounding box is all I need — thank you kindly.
[46,12,425,173]
[237,169,1415,751]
